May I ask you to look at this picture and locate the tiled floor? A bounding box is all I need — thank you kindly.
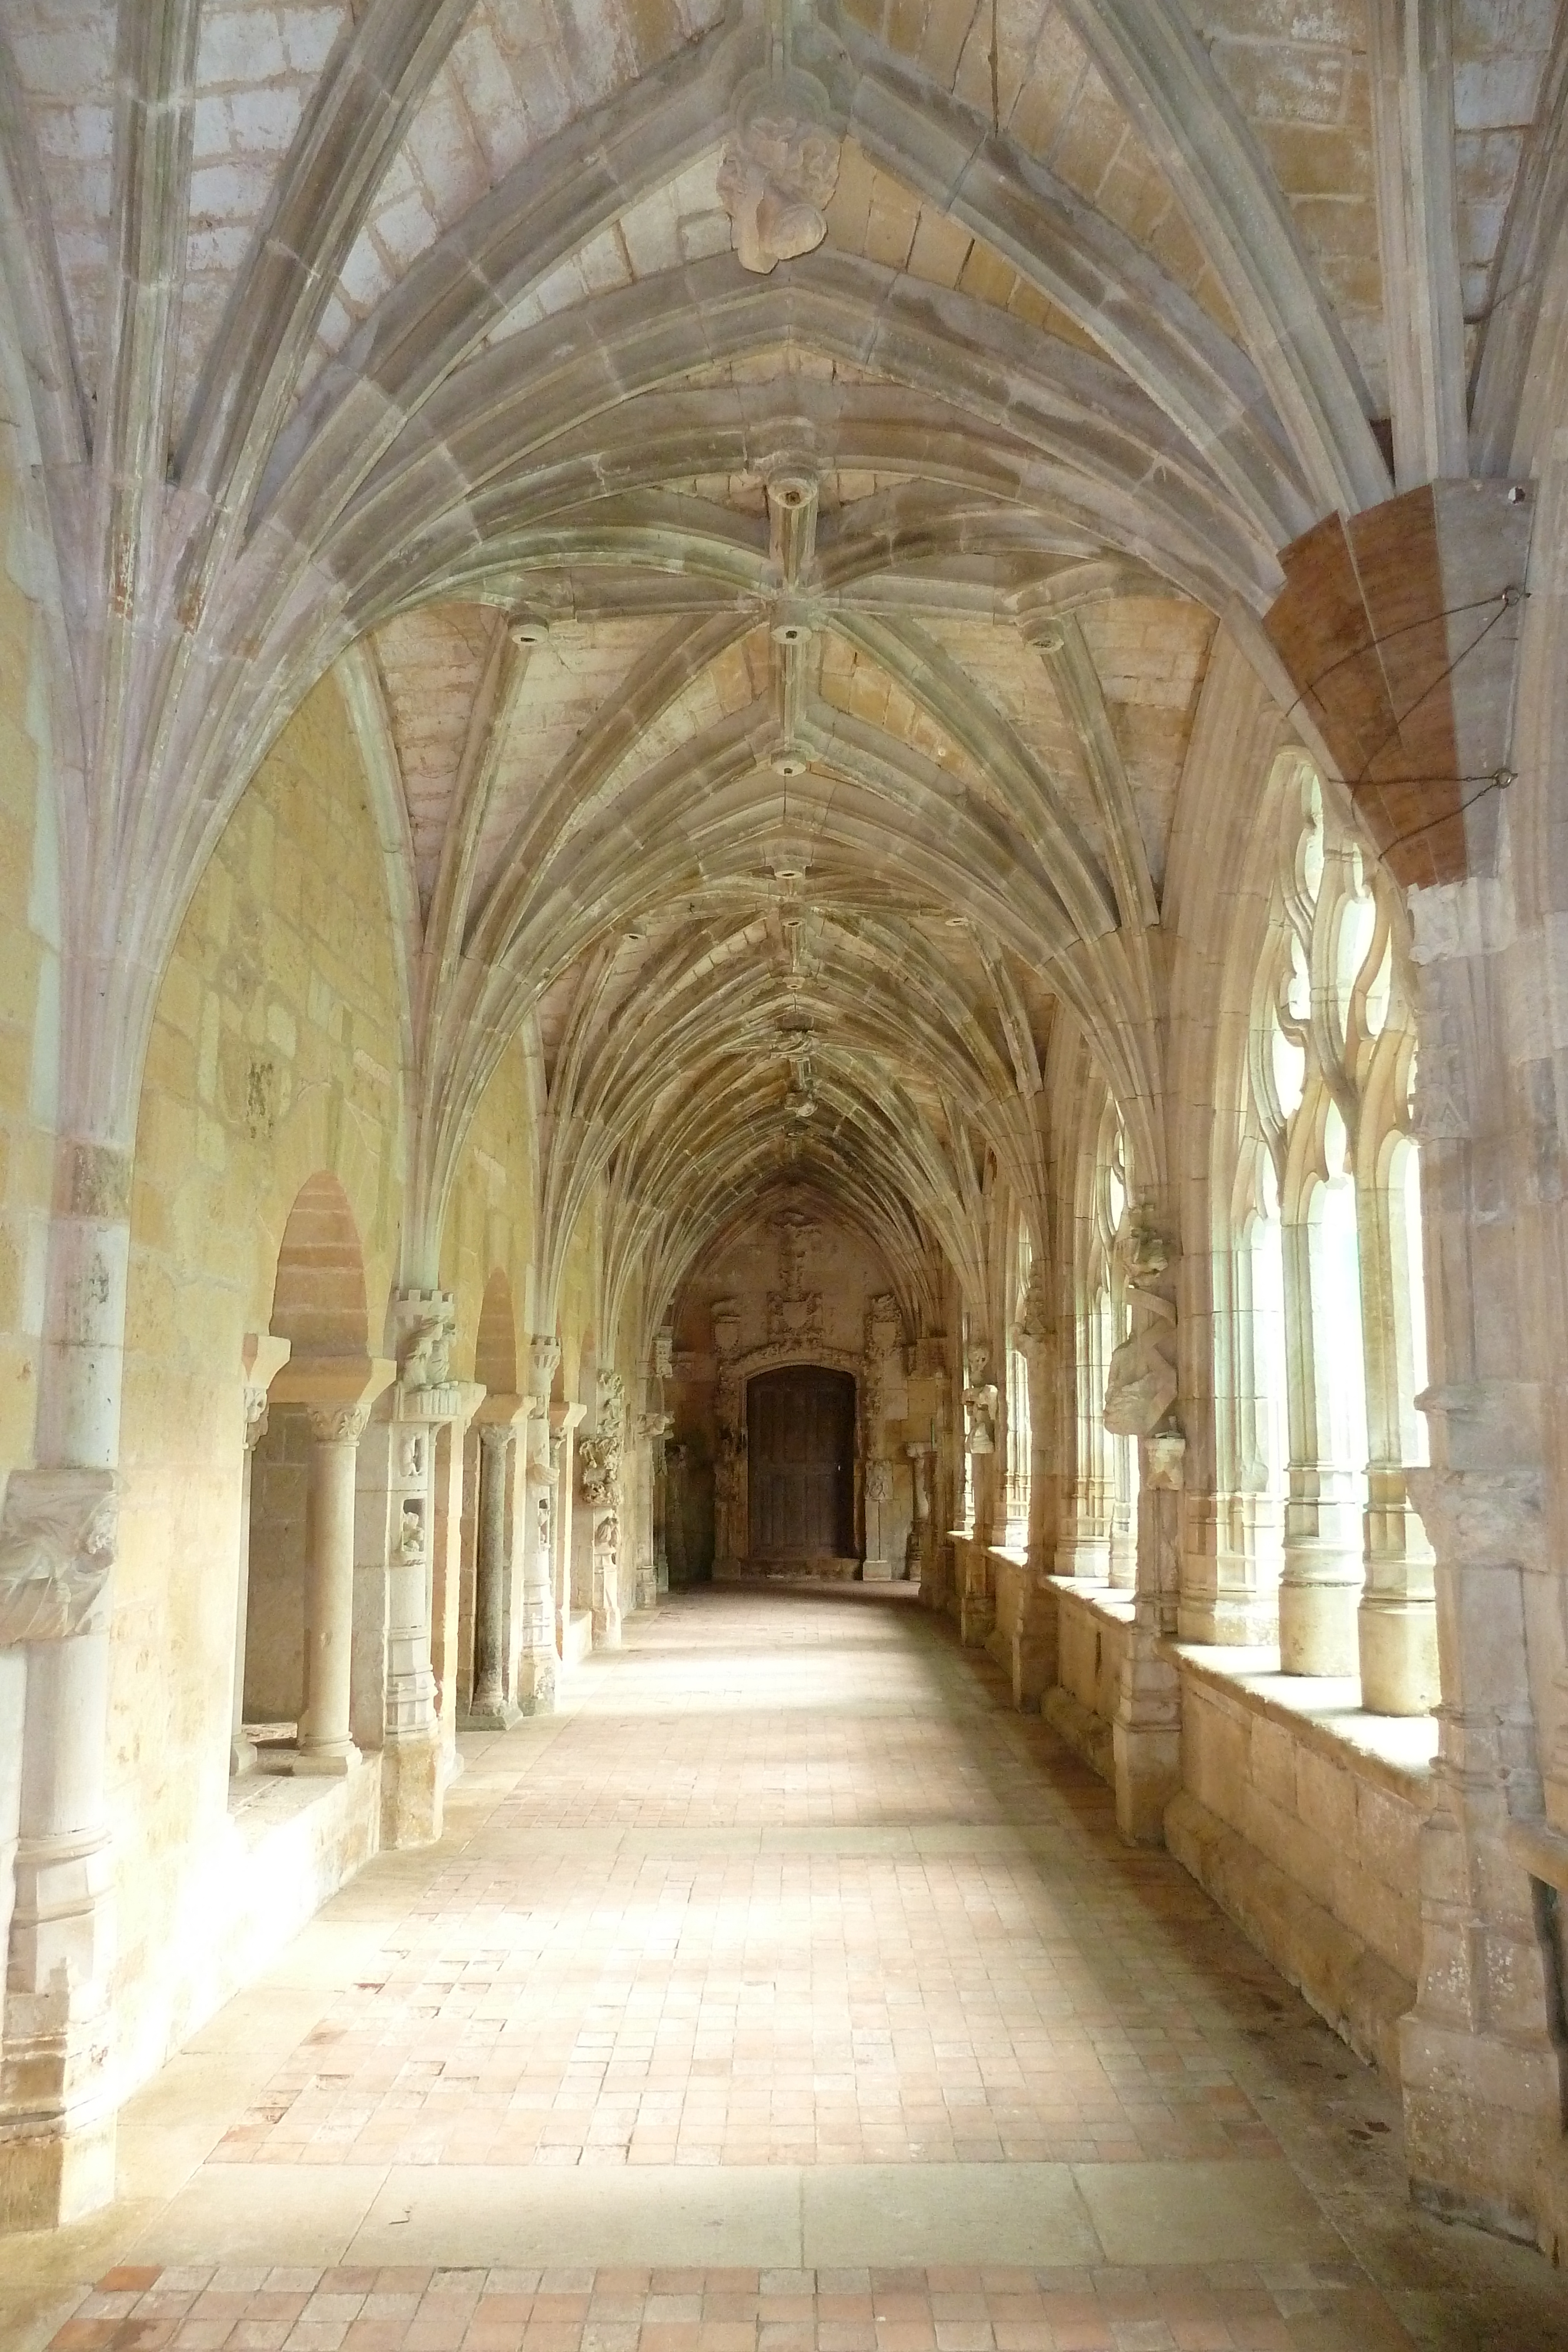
[10,1586,1568,2351]
[48,2259,1409,2351]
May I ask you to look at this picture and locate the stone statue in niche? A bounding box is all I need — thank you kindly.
[397,1500,424,1562]
[717,69,841,275]
[866,1459,894,1505]
[964,1347,999,1455]
[1104,1220,1179,1438]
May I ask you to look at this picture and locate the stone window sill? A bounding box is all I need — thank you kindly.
[1168,1641,1437,1791]
[1046,1575,1136,1622]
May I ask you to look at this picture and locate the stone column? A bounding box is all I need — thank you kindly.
[232,1334,292,1775]
[634,1412,672,1608]
[580,1365,626,1646]
[1013,1281,1063,1708]
[429,1382,484,1786]
[297,1404,368,1770]
[549,1399,586,1653]
[1357,1167,1439,1713]
[467,1418,520,1727]
[904,1441,932,1587]
[0,1131,132,2228]
[514,1335,562,1707]
[519,1409,557,1708]
[0,1465,119,2227]
[1104,1218,1183,1845]
[959,1345,999,1645]
[1278,1198,1367,1675]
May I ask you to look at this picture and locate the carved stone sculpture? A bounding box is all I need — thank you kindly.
[580,1429,623,1507]
[718,69,841,275]
[866,1459,894,1505]
[964,1347,999,1455]
[1104,1221,1180,1438]
[0,1466,118,1645]
[399,1314,452,1391]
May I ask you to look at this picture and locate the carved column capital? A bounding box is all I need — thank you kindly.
[0,1466,118,1645]
[307,1402,370,1445]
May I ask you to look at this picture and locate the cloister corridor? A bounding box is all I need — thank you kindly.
[5,1587,1565,2352]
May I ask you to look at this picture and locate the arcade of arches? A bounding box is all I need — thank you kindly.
[4,0,1568,2334]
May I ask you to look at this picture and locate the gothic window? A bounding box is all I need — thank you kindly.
[1242,761,1435,1708]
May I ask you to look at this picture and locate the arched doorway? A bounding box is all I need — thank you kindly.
[747,1366,855,1565]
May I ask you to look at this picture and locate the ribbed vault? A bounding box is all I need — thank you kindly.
[15,0,1556,1355]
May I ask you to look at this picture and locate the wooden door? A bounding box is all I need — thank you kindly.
[747,1367,855,1559]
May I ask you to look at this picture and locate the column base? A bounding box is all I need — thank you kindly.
[230,1733,258,1776]
[460,1697,522,1730]
[380,1731,443,1848]
[1400,2010,1564,2247]
[861,1558,895,1582]
[516,1646,557,1713]
[1358,1593,1440,1715]
[286,1743,363,1777]
[0,2110,115,2234]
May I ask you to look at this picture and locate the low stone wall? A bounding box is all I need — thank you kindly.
[1041,1579,1134,1785]
[1034,1585,1433,2084]
[116,1759,382,2100]
[1168,1650,1430,2081]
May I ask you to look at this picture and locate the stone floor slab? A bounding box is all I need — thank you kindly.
[349,2163,803,2265]
[1072,2157,1341,2267]
[800,2164,1098,2267]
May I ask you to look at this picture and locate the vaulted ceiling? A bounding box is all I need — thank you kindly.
[4,0,1563,1332]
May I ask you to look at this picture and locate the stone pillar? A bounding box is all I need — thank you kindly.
[515,1336,561,1707]
[959,1345,999,1645]
[519,1410,557,1709]
[1278,1200,1366,1675]
[1058,1301,1113,1577]
[580,1365,626,1646]
[904,1441,932,1588]
[549,1399,586,1652]
[0,1466,119,2229]
[1358,1168,1439,1713]
[298,1404,367,1770]
[429,1384,484,1786]
[634,1412,672,1608]
[467,1418,520,1727]
[232,1334,292,1775]
[1105,1219,1183,1845]
[1,1132,131,2229]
